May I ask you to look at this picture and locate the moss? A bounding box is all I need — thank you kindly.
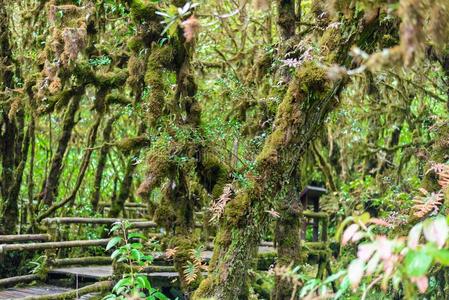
[51,88,78,112]
[191,276,217,300]
[223,192,252,227]
[127,55,145,90]
[71,63,128,88]
[198,154,229,199]
[129,0,156,21]
[72,61,96,83]
[257,251,277,270]
[127,36,144,53]
[106,93,132,106]
[95,69,128,88]
[115,136,150,152]
[144,44,175,123]
[168,235,202,292]
[153,198,177,230]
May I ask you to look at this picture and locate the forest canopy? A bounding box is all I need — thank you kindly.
[0,0,449,299]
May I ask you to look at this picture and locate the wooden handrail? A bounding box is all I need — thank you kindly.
[53,256,112,266]
[42,217,149,225]
[0,234,51,243]
[0,239,109,253]
[0,274,42,288]
[98,202,147,208]
[303,210,328,219]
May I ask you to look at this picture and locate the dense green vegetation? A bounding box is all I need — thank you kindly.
[1,0,449,299]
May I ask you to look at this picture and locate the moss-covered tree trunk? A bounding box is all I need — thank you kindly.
[39,93,82,206]
[272,2,303,297]
[91,115,118,211]
[193,10,381,299]
[0,0,29,234]
[272,177,302,300]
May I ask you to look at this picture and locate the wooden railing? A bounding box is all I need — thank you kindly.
[0,209,334,293]
[0,217,159,290]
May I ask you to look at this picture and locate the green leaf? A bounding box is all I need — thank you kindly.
[153,291,169,300]
[109,222,122,233]
[155,11,171,18]
[334,276,350,299]
[323,270,346,285]
[354,212,370,225]
[106,236,122,251]
[128,233,146,240]
[136,275,151,290]
[131,249,142,261]
[111,248,122,260]
[426,247,449,265]
[131,242,143,249]
[113,277,132,292]
[404,250,433,277]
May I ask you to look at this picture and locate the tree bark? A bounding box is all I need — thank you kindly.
[193,11,381,300]
[92,115,118,210]
[40,93,82,206]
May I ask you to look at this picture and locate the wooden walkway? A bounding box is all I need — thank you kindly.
[0,285,98,299]
[49,266,112,280]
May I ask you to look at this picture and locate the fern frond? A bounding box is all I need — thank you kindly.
[183,261,198,284]
[209,184,233,223]
[165,247,178,259]
[412,190,443,218]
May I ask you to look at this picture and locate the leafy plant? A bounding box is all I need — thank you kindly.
[270,263,345,299]
[338,214,449,299]
[182,245,207,285]
[103,221,168,300]
[28,255,48,278]
[156,2,199,37]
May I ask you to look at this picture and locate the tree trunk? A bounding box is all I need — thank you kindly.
[92,115,118,210]
[272,178,302,300]
[40,93,82,206]
[193,11,381,299]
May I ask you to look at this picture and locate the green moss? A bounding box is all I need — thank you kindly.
[72,61,96,83]
[257,251,277,270]
[115,136,150,152]
[143,45,176,123]
[191,276,217,300]
[106,93,132,106]
[129,0,156,21]
[95,69,128,88]
[169,235,202,291]
[198,154,229,199]
[154,198,177,229]
[223,192,252,227]
[127,36,144,52]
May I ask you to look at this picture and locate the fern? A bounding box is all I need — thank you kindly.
[209,184,233,223]
[412,188,443,218]
[165,247,178,259]
[183,261,198,284]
